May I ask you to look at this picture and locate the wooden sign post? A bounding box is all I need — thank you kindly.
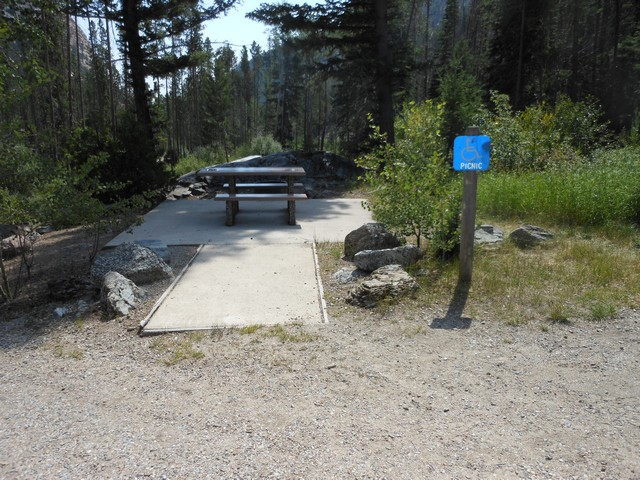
[453,126,489,284]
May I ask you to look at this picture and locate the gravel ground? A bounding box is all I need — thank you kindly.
[1,245,640,479]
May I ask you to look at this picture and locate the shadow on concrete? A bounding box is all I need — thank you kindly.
[106,198,373,247]
[430,279,473,330]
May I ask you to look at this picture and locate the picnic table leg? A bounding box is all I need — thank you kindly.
[286,175,296,225]
[287,200,296,225]
[225,201,235,226]
[230,177,239,214]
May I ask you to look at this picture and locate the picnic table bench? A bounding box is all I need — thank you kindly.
[197,166,308,226]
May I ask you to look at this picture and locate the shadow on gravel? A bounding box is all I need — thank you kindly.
[430,280,473,330]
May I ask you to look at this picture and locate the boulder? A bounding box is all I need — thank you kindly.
[0,224,15,240]
[353,244,423,272]
[1,234,32,260]
[344,223,401,260]
[101,271,145,316]
[189,182,208,196]
[475,225,504,245]
[176,170,200,186]
[91,242,173,285]
[332,266,369,284]
[509,225,553,248]
[166,186,191,200]
[347,264,418,308]
[134,239,171,264]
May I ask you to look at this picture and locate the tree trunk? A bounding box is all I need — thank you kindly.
[374,0,395,144]
[105,0,117,131]
[121,0,152,137]
[423,0,431,99]
[515,0,526,109]
[66,2,73,127]
[74,3,85,124]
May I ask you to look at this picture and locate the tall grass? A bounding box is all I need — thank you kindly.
[478,147,640,226]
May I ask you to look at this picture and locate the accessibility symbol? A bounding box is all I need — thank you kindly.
[453,135,491,171]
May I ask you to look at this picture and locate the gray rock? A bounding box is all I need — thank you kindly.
[353,244,423,272]
[91,242,173,285]
[333,267,369,284]
[176,170,200,186]
[101,271,145,316]
[1,234,32,260]
[347,264,418,308]
[189,182,207,196]
[166,186,191,200]
[509,225,554,248]
[134,239,171,264]
[0,224,15,240]
[344,223,402,260]
[54,307,70,318]
[35,225,54,235]
[475,225,504,245]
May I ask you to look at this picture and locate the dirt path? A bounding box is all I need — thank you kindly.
[2,266,639,480]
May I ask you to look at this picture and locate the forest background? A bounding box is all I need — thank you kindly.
[1,0,640,267]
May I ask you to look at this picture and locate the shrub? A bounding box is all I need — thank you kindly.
[482,92,611,172]
[0,142,151,302]
[249,134,283,156]
[174,146,226,177]
[357,101,462,255]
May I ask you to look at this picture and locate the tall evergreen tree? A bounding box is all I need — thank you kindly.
[249,0,412,147]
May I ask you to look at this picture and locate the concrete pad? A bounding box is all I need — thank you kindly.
[107,198,373,246]
[141,243,324,333]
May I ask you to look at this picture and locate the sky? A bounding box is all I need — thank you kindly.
[202,0,278,54]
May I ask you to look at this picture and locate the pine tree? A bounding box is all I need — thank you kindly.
[249,0,412,148]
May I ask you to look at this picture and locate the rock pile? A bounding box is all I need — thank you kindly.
[338,223,421,308]
[91,242,173,317]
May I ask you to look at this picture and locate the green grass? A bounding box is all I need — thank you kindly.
[478,147,640,227]
[472,233,638,323]
[374,224,640,326]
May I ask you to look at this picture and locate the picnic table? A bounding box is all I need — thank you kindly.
[197,166,308,226]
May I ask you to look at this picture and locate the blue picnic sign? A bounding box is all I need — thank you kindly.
[453,135,491,171]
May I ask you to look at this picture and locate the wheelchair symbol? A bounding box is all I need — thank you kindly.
[461,137,480,162]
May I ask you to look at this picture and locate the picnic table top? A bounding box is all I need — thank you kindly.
[198,166,306,177]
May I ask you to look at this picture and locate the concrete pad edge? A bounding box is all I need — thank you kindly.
[138,245,204,335]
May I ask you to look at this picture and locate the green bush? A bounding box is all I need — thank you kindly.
[482,92,611,172]
[233,134,284,158]
[174,146,226,177]
[478,146,640,226]
[357,101,462,255]
[0,142,152,301]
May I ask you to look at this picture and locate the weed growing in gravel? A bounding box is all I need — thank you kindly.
[150,334,205,366]
[548,303,571,324]
[239,325,263,335]
[589,302,617,321]
[262,325,315,343]
[53,344,84,360]
[74,317,85,331]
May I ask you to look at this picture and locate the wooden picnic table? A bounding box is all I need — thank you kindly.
[197,166,307,226]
